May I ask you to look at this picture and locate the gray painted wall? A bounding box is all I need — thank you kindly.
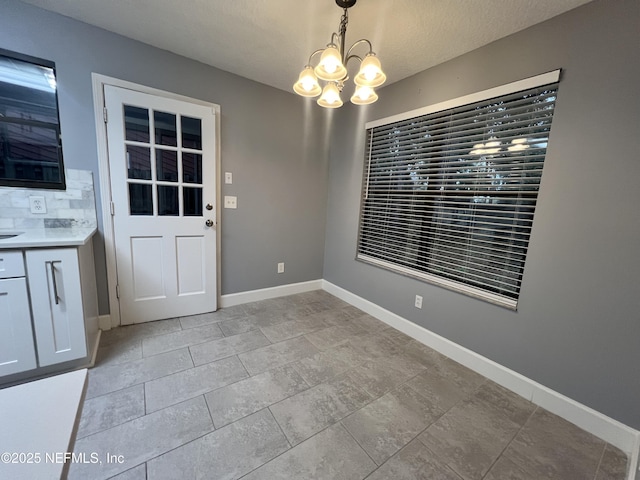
[1,0,330,313]
[323,0,640,428]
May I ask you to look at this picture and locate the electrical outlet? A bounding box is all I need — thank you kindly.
[415,295,423,309]
[224,196,237,209]
[277,262,285,274]
[29,196,47,214]
[224,172,233,184]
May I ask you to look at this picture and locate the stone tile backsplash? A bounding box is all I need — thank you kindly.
[0,169,97,230]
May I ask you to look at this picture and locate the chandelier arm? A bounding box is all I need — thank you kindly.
[307,48,326,65]
[345,39,373,59]
[344,54,363,66]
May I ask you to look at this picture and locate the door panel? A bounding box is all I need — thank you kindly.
[131,236,165,300]
[176,236,206,296]
[105,85,217,324]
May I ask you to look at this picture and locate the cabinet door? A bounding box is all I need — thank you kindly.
[26,248,87,367]
[0,278,37,376]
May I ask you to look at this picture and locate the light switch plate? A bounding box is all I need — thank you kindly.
[29,196,47,214]
[224,172,233,184]
[224,196,237,209]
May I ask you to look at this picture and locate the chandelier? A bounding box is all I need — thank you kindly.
[293,0,386,108]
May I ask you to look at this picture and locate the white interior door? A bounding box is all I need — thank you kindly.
[105,85,217,324]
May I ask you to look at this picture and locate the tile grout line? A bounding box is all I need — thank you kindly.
[72,394,215,452]
[340,418,382,468]
[266,406,293,449]
[142,423,217,474]
[143,381,147,415]
[202,392,217,431]
[235,353,252,378]
[480,405,540,479]
[592,442,608,480]
[140,325,227,358]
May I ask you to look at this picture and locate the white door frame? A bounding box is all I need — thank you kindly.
[91,73,221,329]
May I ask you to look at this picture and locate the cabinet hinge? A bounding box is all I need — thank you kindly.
[115,284,120,299]
[110,201,115,216]
[103,107,108,123]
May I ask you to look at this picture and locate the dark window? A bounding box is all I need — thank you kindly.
[0,49,65,189]
[357,73,560,309]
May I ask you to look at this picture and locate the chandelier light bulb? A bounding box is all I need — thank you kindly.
[350,85,378,105]
[315,45,347,81]
[354,53,386,88]
[317,82,343,108]
[293,65,321,97]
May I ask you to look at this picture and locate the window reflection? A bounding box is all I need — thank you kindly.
[0,49,65,189]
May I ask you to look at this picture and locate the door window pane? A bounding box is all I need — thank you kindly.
[182,153,202,184]
[124,105,150,143]
[183,187,203,216]
[158,185,179,216]
[127,145,151,180]
[154,111,177,146]
[129,183,153,215]
[156,149,178,182]
[182,116,202,150]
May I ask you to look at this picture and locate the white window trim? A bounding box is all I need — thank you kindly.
[366,70,560,129]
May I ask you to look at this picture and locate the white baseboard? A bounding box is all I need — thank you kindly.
[322,280,640,465]
[98,314,112,331]
[220,279,324,308]
[99,280,323,327]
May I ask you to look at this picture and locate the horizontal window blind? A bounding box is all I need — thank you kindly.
[357,72,560,309]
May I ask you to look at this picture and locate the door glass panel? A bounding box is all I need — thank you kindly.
[158,185,179,216]
[129,183,153,215]
[124,105,150,143]
[182,116,202,150]
[154,111,177,146]
[127,145,151,180]
[156,149,178,182]
[182,153,202,184]
[183,187,203,216]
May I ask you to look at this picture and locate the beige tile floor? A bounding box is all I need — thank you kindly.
[70,290,628,479]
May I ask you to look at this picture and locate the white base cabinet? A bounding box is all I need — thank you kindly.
[26,248,88,367]
[0,277,37,376]
[0,242,99,383]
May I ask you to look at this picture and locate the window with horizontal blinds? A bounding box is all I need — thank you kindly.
[357,71,560,309]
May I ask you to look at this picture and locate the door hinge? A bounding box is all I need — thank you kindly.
[110,201,115,216]
[103,107,108,123]
[115,284,120,299]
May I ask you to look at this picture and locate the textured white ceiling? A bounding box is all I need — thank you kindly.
[20,0,593,92]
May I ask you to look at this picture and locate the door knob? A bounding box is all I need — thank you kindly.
[205,219,214,227]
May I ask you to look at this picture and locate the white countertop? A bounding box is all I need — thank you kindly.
[0,227,97,249]
[0,369,88,480]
